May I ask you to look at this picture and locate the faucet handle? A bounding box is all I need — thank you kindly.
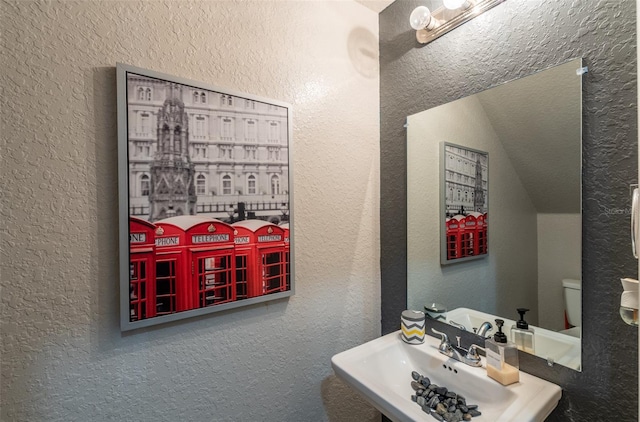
[431,327,448,340]
[431,327,451,351]
[466,344,485,360]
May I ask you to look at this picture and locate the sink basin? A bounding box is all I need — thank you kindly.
[446,307,581,371]
[331,331,562,422]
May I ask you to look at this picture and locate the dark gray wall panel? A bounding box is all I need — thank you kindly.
[380,0,637,420]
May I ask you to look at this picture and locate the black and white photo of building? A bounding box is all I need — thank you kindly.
[444,144,488,217]
[127,73,290,224]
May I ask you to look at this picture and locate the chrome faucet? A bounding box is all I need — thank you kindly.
[449,320,466,331]
[475,321,493,338]
[431,328,484,367]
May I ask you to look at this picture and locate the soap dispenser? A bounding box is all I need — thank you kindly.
[511,308,535,353]
[485,319,519,386]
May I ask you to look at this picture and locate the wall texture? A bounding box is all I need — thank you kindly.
[380,0,638,420]
[1,1,381,421]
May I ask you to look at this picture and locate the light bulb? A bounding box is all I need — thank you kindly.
[443,0,471,10]
[409,6,434,31]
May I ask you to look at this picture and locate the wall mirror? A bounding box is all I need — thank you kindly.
[407,58,583,371]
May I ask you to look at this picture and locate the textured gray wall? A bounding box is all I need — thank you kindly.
[380,0,638,420]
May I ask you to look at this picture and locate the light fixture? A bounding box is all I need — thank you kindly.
[409,6,436,31]
[410,0,506,45]
[443,0,471,10]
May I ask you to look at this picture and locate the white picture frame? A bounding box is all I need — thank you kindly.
[117,63,294,331]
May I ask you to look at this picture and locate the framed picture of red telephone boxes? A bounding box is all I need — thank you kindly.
[440,142,488,265]
[117,63,294,331]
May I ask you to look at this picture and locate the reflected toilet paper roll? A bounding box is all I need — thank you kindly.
[401,310,426,344]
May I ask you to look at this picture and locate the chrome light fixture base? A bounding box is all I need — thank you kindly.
[414,0,506,45]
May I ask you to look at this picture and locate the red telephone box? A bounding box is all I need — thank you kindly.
[233,227,252,300]
[232,220,287,297]
[129,217,156,321]
[480,213,488,254]
[462,213,477,257]
[155,216,236,314]
[446,216,465,260]
[280,223,291,291]
[153,217,191,316]
[185,218,236,309]
[468,211,487,255]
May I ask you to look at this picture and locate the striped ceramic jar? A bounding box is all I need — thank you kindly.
[401,310,426,344]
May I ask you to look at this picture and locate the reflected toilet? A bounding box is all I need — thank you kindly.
[560,278,581,338]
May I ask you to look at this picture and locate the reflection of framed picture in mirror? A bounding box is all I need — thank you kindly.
[440,142,488,265]
[117,63,294,331]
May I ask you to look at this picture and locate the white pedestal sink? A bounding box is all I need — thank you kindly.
[331,331,562,422]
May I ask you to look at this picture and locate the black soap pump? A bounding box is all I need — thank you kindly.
[485,319,519,385]
[511,308,535,353]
